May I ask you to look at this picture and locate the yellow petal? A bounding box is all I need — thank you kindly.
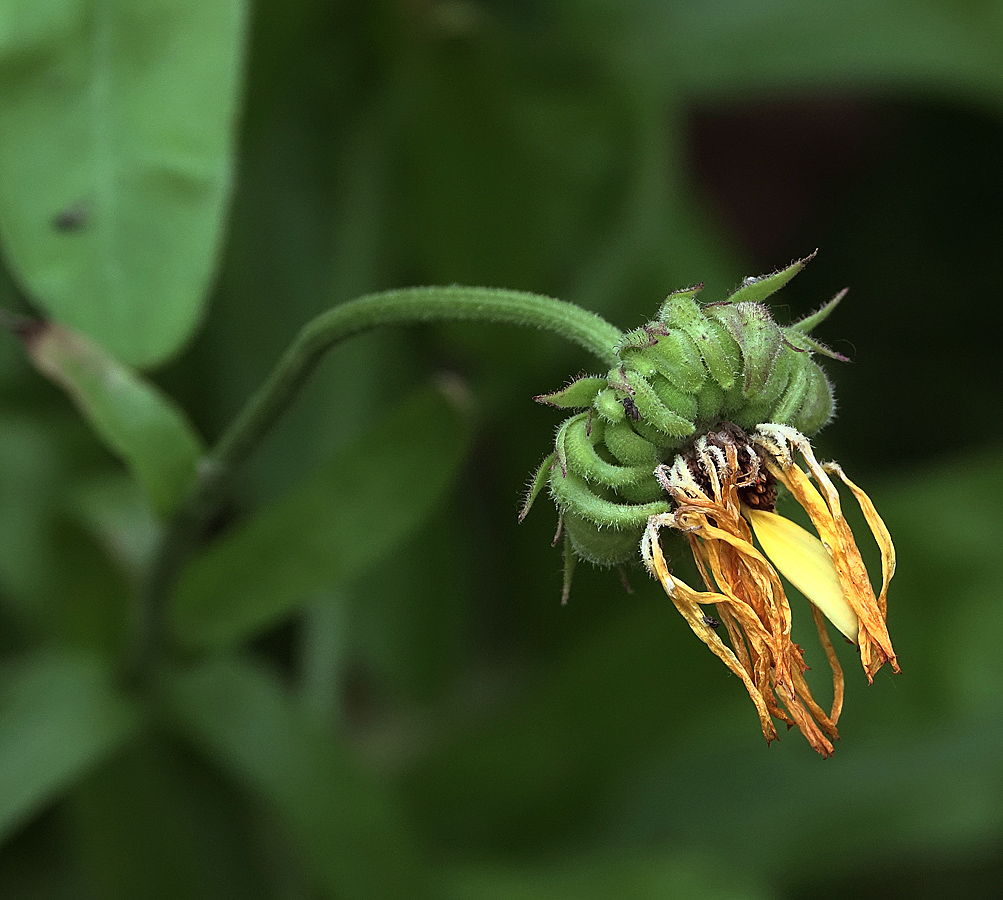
[744,508,859,643]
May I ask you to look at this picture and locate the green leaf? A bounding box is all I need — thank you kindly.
[23,321,204,517]
[174,388,470,649]
[0,823,81,900]
[69,738,270,900]
[0,0,248,366]
[70,472,161,584]
[162,657,437,900]
[0,651,139,844]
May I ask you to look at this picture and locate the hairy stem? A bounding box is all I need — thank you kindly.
[210,286,621,474]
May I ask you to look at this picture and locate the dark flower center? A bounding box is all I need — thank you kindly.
[680,422,777,512]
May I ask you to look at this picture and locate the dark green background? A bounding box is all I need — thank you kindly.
[1,2,1002,898]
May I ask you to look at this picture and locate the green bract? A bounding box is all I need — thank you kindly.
[525,255,847,567]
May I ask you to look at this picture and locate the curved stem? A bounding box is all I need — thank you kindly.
[210,286,621,475]
[131,286,620,683]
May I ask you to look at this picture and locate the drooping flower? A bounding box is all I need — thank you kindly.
[641,423,897,756]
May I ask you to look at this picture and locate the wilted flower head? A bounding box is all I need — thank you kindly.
[522,257,900,754]
[640,423,897,757]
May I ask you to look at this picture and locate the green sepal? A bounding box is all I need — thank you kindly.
[643,329,706,393]
[519,452,556,523]
[783,327,850,362]
[563,511,644,567]
[662,283,704,303]
[534,376,608,408]
[649,372,699,424]
[790,361,834,434]
[617,347,660,381]
[561,532,577,603]
[563,415,652,489]
[549,469,670,530]
[791,287,847,334]
[695,379,725,424]
[616,475,664,504]
[616,326,659,354]
[769,356,812,425]
[733,348,795,426]
[657,297,735,390]
[723,251,816,305]
[613,369,695,439]
[593,388,626,423]
[708,302,783,397]
[706,316,743,378]
[554,415,574,477]
[618,344,671,391]
[629,415,683,450]
[602,420,658,467]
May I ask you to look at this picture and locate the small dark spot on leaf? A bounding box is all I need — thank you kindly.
[52,203,88,232]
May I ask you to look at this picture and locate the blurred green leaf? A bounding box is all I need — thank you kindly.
[174,387,470,649]
[0,414,68,622]
[70,738,270,900]
[398,35,628,290]
[0,651,139,844]
[298,589,349,728]
[346,500,473,707]
[0,414,136,655]
[70,472,160,585]
[670,0,1003,100]
[399,592,715,852]
[0,812,82,900]
[610,706,1003,890]
[24,321,204,517]
[559,0,1003,103]
[162,656,437,900]
[446,853,771,900]
[864,453,1003,719]
[0,0,247,366]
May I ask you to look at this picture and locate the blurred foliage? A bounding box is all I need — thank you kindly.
[1,1,1003,898]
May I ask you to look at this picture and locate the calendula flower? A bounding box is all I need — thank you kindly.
[640,423,897,757]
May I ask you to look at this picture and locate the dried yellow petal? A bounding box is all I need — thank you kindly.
[643,422,897,756]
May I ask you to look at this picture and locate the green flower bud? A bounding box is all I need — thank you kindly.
[525,254,846,572]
